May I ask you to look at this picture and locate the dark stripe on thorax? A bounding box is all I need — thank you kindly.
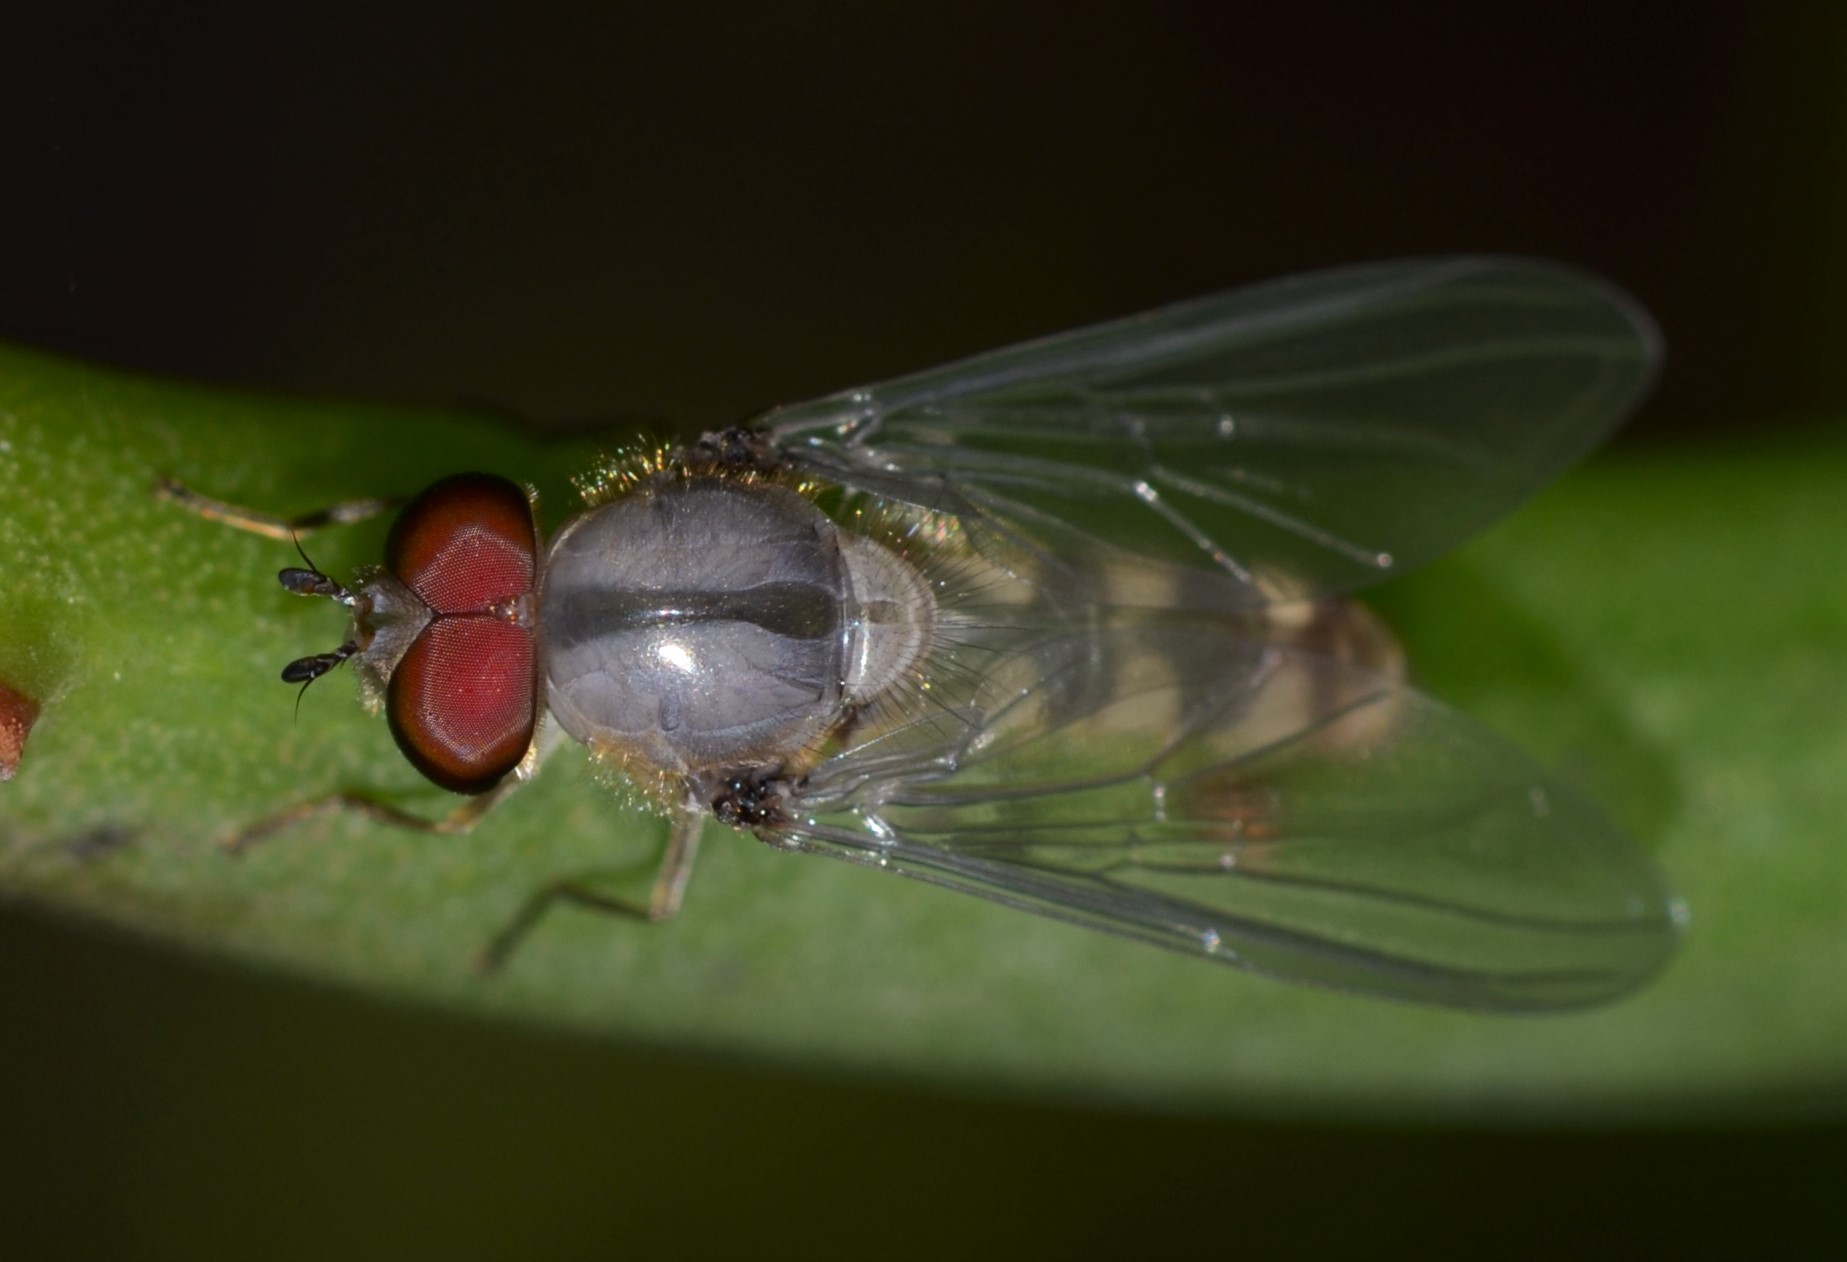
[546,582,839,648]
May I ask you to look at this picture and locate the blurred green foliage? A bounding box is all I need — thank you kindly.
[2,344,1841,1127]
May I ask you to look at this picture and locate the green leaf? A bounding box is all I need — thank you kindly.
[1,343,1839,1122]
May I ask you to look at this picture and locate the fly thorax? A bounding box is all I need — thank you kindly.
[540,477,855,776]
[836,530,936,706]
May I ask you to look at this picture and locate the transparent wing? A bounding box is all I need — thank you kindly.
[762,256,1660,606]
[777,619,1679,1011]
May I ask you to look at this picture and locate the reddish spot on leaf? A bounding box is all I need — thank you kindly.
[0,681,39,781]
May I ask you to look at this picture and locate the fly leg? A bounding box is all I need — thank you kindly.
[220,724,563,854]
[220,776,527,854]
[477,808,707,972]
[153,477,402,540]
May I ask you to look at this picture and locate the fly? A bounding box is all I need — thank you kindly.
[159,255,1681,1010]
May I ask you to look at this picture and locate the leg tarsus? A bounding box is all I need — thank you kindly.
[477,809,707,973]
[476,879,654,974]
[155,477,402,541]
[222,779,522,854]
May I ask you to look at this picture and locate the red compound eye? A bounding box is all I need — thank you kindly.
[384,473,539,794]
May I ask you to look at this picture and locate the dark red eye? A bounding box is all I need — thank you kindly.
[384,473,539,794]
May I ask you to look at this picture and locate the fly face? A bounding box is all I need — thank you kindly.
[277,472,543,794]
[165,255,1683,1010]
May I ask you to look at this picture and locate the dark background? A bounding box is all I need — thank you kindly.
[4,5,1841,1256]
[11,6,1847,436]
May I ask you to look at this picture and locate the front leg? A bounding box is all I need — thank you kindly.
[220,776,528,855]
[154,477,402,541]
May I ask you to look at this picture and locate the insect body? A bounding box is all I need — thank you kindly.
[543,471,937,805]
[163,256,1681,1010]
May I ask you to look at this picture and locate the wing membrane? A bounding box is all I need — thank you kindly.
[780,621,1678,1011]
[764,256,1659,605]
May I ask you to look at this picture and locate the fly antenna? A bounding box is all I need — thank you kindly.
[282,640,360,720]
[278,532,356,605]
